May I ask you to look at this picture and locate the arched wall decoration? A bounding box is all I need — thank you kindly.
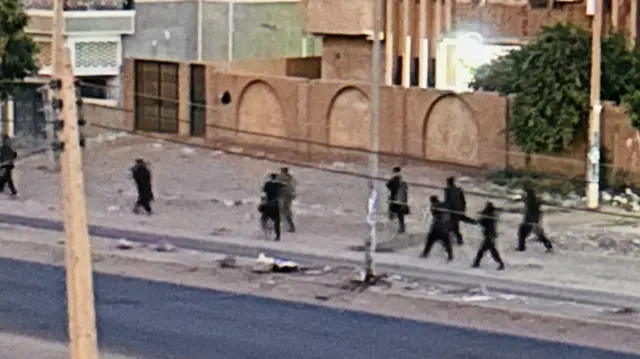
[325,86,371,150]
[421,92,481,167]
[236,80,286,146]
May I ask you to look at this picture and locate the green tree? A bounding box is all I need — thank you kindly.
[0,0,37,96]
[469,24,640,158]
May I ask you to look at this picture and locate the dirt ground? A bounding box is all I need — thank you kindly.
[5,133,640,259]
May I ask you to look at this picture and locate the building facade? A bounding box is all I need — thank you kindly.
[24,0,135,99]
[305,0,640,86]
[123,0,322,63]
[23,0,322,101]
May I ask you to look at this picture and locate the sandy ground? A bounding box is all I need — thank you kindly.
[3,133,640,260]
[1,225,639,357]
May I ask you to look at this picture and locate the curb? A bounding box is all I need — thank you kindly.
[0,212,639,310]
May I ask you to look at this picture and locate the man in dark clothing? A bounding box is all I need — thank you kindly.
[276,167,296,233]
[472,201,505,270]
[0,135,18,196]
[517,187,553,252]
[261,173,284,241]
[444,176,468,245]
[131,158,153,215]
[386,167,410,233]
[421,195,453,261]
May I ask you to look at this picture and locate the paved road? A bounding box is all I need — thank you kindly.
[0,212,639,310]
[0,258,638,359]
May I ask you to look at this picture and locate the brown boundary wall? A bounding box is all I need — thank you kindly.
[85,57,640,182]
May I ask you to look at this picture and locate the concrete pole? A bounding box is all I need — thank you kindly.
[418,0,429,88]
[365,0,383,282]
[630,0,638,49]
[384,0,395,85]
[586,0,602,209]
[401,0,411,87]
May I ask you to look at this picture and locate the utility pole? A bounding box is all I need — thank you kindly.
[54,48,100,359]
[52,0,100,358]
[365,0,383,282]
[586,0,602,209]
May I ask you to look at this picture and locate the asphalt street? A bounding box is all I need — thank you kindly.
[0,257,637,359]
[0,212,638,309]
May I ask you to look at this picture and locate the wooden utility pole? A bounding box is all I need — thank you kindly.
[52,0,100,358]
[586,0,603,209]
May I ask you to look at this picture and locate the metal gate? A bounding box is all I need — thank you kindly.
[190,64,206,137]
[12,84,47,149]
[134,60,179,133]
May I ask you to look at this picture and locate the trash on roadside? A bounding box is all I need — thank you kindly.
[255,253,299,273]
[603,307,637,315]
[301,265,333,276]
[460,294,494,302]
[155,240,176,252]
[219,255,237,269]
[116,238,134,250]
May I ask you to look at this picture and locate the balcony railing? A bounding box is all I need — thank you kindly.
[23,0,134,11]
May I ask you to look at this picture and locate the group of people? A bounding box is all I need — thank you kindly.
[0,131,554,270]
[0,132,556,271]
[386,167,554,270]
[259,167,297,241]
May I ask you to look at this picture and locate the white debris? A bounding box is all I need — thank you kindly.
[155,240,175,252]
[211,150,224,157]
[152,143,163,149]
[223,199,236,207]
[256,253,299,272]
[331,162,346,169]
[460,295,494,302]
[228,147,243,154]
[107,205,120,212]
[613,195,628,205]
[116,238,134,250]
[600,192,613,202]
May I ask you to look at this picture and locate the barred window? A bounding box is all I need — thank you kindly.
[74,41,118,68]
